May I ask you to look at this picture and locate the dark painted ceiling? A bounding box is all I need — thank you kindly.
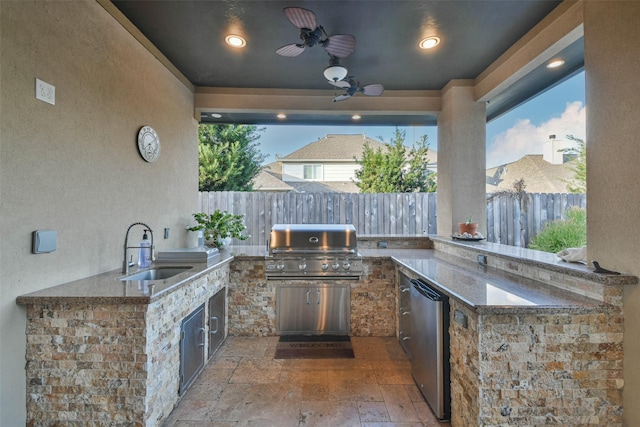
[112,0,583,126]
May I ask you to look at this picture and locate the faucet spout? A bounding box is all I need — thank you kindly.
[122,222,155,274]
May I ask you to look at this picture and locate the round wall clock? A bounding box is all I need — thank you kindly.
[137,126,160,163]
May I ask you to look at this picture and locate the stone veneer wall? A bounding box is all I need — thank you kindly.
[229,257,397,336]
[451,304,624,425]
[145,264,229,424]
[24,264,229,426]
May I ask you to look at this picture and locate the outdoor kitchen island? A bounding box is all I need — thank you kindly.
[230,238,634,426]
[17,237,634,426]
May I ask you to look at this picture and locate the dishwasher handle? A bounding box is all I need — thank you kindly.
[410,278,444,301]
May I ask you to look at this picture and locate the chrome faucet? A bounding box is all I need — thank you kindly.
[122,222,155,274]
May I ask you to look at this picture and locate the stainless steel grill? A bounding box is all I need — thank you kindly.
[265,224,363,279]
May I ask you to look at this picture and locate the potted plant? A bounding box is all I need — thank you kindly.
[187,210,249,249]
[458,215,478,236]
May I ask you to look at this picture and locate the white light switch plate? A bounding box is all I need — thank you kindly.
[35,78,55,105]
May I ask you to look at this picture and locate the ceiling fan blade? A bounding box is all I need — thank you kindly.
[283,7,317,30]
[324,34,356,58]
[276,43,305,57]
[332,94,352,102]
[361,84,384,96]
[327,80,351,88]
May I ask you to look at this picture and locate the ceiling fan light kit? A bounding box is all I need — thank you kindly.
[324,65,348,82]
[275,7,382,103]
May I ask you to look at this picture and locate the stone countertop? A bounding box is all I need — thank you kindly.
[430,236,637,285]
[232,245,602,311]
[16,252,234,305]
[16,244,609,311]
[394,256,602,313]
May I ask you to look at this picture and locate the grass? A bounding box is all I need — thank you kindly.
[528,207,586,253]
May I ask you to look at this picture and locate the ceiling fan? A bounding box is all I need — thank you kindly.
[275,7,356,58]
[328,77,384,102]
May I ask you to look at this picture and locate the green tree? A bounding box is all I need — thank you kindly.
[197,124,265,191]
[355,129,436,193]
[562,135,586,193]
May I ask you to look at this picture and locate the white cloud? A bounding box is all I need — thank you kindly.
[487,101,586,167]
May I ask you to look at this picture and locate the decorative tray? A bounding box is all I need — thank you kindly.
[451,234,486,241]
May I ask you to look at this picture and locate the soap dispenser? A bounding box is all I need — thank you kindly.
[138,230,152,269]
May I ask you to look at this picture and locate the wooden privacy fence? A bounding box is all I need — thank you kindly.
[198,192,437,247]
[486,192,586,247]
[198,191,586,248]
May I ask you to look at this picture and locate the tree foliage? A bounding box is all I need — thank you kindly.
[354,129,436,193]
[197,124,265,191]
[562,135,586,193]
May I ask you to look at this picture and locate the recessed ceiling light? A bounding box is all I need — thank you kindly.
[352,114,361,120]
[419,36,440,50]
[210,113,222,119]
[225,35,246,48]
[277,113,287,119]
[546,59,565,69]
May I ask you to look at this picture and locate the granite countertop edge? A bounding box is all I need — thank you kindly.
[16,253,235,305]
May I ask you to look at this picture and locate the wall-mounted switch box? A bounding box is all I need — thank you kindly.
[377,241,388,249]
[477,254,487,266]
[164,228,170,239]
[32,229,57,254]
[35,78,55,105]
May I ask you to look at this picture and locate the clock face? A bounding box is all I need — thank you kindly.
[137,126,160,163]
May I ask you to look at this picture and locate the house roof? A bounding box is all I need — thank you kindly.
[486,154,577,193]
[253,163,293,192]
[277,133,438,165]
[278,134,387,162]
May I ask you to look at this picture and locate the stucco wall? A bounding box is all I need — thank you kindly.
[583,3,640,425]
[0,1,197,424]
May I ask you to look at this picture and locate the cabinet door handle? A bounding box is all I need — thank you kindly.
[401,311,410,316]
[316,289,321,305]
[400,286,410,293]
[210,316,219,334]
[306,289,312,305]
[198,327,206,347]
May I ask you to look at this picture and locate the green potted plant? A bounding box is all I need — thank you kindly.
[187,210,249,249]
[458,215,478,236]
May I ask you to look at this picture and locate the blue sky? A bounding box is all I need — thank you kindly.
[257,71,585,168]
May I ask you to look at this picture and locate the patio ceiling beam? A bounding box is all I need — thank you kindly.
[193,87,441,122]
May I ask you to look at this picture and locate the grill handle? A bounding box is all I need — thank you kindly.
[270,248,356,255]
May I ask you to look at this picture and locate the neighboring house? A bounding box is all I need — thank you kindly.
[257,133,438,193]
[486,154,577,193]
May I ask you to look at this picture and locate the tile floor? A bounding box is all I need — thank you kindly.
[164,336,452,427]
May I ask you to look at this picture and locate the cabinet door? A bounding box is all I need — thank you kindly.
[314,285,349,334]
[208,288,226,359]
[180,304,205,395]
[277,285,350,335]
[277,286,317,334]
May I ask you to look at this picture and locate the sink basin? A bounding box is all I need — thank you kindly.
[120,267,191,281]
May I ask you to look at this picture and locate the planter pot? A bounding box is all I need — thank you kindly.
[458,222,478,235]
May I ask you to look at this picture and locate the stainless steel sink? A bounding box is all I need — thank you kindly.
[120,267,191,281]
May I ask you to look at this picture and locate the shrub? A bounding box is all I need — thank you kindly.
[528,207,586,253]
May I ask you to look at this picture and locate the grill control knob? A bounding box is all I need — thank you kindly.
[343,262,351,270]
[277,263,285,270]
[332,262,340,270]
[298,262,307,271]
[321,263,329,271]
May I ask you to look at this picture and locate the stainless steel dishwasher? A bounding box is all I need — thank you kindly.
[409,278,451,421]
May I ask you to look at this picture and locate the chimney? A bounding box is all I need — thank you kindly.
[543,134,564,165]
